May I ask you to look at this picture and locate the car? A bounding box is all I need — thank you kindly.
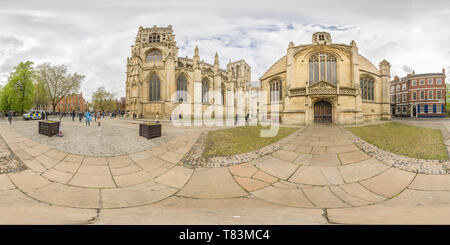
[23,110,45,120]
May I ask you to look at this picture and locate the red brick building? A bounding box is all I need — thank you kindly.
[56,93,86,113]
[391,69,446,118]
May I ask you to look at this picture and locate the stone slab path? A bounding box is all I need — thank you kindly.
[1,120,450,224]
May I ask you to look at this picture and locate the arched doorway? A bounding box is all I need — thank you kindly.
[314,101,332,123]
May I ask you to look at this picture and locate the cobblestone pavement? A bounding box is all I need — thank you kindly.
[1,119,450,224]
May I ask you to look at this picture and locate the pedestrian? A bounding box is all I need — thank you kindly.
[72,110,75,121]
[7,110,12,124]
[235,114,239,125]
[97,114,101,126]
[155,112,159,124]
[245,113,249,124]
[85,110,92,126]
[78,111,82,122]
[133,112,136,119]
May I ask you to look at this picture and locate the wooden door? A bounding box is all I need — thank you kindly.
[314,101,332,123]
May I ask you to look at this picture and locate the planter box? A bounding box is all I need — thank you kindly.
[38,120,60,137]
[139,123,161,139]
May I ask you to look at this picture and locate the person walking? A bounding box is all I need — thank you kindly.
[7,110,12,124]
[85,110,92,126]
[72,110,75,121]
[155,112,159,124]
[97,113,101,126]
[235,114,239,126]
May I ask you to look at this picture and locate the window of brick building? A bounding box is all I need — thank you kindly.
[402,94,407,102]
[412,80,417,86]
[420,91,425,100]
[402,84,406,91]
[437,90,442,100]
[412,91,417,100]
[428,91,433,100]
[420,79,425,85]
[428,78,433,85]
[437,78,442,84]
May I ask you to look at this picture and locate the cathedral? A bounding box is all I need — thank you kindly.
[260,32,392,125]
[125,25,251,120]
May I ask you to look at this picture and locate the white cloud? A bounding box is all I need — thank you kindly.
[0,0,449,100]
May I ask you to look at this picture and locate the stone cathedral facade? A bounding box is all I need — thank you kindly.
[125,25,251,120]
[260,32,392,125]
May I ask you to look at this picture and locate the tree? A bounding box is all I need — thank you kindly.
[92,87,117,112]
[36,63,84,112]
[5,61,36,115]
[0,84,12,111]
[34,79,49,110]
[118,97,126,111]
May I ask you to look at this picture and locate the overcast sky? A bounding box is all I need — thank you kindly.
[1,0,449,100]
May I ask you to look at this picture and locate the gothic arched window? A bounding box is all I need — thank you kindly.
[309,53,337,84]
[270,80,282,102]
[202,78,209,104]
[146,50,162,61]
[149,74,160,101]
[149,34,160,43]
[176,75,188,102]
[360,76,375,101]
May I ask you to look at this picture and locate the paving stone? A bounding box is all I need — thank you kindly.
[234,176,269,192]
[360,168,416,198]
[107,155,134,169]
[252,170,278,184]
[311,141,334,147]
[294,145,312,154]
[129,151,151,163]
[253,156,298,180]
[28,182,100,208]
[327,144,359,154]
[294,154,312,165]
[82,156,108,165]
[110,163,142,176]
[13,149,33,162]
[23,159,47,173]
[101,181,177,208]
[135,156,170,172]
[63,154,84,164]
[0,174,15,190]
[159,151,184,164]
[339,183,386,203]
[228,162,258,178]
[77,165,111,176]
[310,153,340,167]
[0,189,97,224]
[113,170,154,187]
[338,150,370,165]
[25,144,51,157]
[252,186,314,208]
[274,179,299,189]
[320,167,344,185]
[44,149,68,161]
[302,186,350,208]
[42,169,73,184]
[272,150,299,162]
[154,165,193,189]
[288,166,330,185]
[145,146,169,157]
[409,174,450,191]
[23,139,39,148]
[8,169,51,193]
[53,161,81,174]
[35,154,60,169]
[177,167,248,199]
[339,158,390,183]
[329,186,372,206]
[311,146,326,154]
[281,143,298,152]
[69,173,115,188]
